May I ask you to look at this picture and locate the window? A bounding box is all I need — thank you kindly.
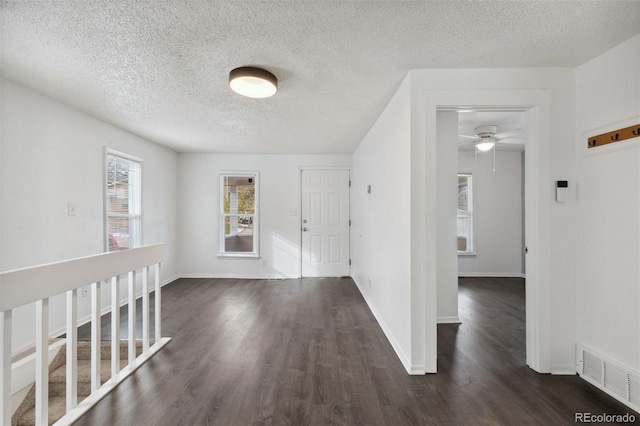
[457,174,473,254]
[220,172,259,257]
[105,149,142,251]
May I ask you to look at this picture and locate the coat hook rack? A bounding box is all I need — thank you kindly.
[588,123,640,149]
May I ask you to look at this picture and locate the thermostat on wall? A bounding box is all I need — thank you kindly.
[556,181,568,203]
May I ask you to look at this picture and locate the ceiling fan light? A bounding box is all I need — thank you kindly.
[229,67,278,98]
[476,141,495,152]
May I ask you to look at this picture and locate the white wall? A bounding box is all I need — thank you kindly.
[436,112,459,322]
[457,150,523,276]
[0,79,179,353]
[177,153,351,279]
[351,75,413,372]
[575,34,640,372]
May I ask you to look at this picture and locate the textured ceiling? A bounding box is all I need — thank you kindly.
[2,1,639,154]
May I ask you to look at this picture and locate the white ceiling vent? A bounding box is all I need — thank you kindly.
[578,345,640,412]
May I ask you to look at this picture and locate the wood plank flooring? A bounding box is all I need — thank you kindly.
[73,277,639,425]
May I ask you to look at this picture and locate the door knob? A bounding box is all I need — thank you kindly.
[302,227,308,232]
[303,219,307,223]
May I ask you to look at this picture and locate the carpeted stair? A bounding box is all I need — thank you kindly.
[12,341,144,426]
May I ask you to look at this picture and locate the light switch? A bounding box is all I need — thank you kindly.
[68,203,76,216]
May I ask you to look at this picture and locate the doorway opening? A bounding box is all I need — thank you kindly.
[448,109,528,367]
[456,110,526,278]
[422,90,552,375]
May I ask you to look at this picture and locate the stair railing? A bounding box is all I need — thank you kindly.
[0,243,170,425]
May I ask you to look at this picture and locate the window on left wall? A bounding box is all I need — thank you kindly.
[105,149,142,251]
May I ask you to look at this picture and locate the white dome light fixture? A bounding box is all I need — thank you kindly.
[475,139,495,152]
[229,67,278,98]
[473,125,497,152]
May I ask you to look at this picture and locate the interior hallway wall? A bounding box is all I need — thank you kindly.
[351,75,413,372]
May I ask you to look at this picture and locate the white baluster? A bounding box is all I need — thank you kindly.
[36,298,49,426]
[111,276,120,377]
[0,310,12,426]
[142,266,149,352]
[128,270,136,363]
[0,244,168,426]
[91,282,101,393]
[155,263,161,341]
[66,289,78,411]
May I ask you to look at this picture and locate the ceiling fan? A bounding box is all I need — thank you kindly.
[458,125,523,151]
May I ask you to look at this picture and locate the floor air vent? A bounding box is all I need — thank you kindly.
[578,345,640,412]
[630,375,640,407]
[582,350,603,385]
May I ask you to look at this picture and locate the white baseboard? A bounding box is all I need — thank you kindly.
[409,365,426,375]
[437,316,461,324]
[163,275,180,286]
[551,365,576,375]
[458,273,526,278]
[178,273,297,280]
[352,277,421,375]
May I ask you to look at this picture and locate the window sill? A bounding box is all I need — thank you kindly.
[458,252,477,257]
[218,253,260,259]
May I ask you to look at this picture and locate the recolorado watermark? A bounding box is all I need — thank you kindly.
[575,412,636,423]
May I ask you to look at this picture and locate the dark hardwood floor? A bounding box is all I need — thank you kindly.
[73,277,638,425]
[76,296,157,341]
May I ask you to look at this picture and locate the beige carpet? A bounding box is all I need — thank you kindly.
[12,341,144,426]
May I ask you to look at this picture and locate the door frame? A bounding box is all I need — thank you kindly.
[297,166,352,278]
[418,90,552,374]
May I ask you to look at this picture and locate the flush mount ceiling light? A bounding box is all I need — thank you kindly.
[229,67,278,98]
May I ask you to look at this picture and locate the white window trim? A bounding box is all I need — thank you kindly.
[218,171,260,258]
[457,173,475,256]
[104,147,143,252]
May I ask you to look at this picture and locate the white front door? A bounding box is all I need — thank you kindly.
[301,169,350,277]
